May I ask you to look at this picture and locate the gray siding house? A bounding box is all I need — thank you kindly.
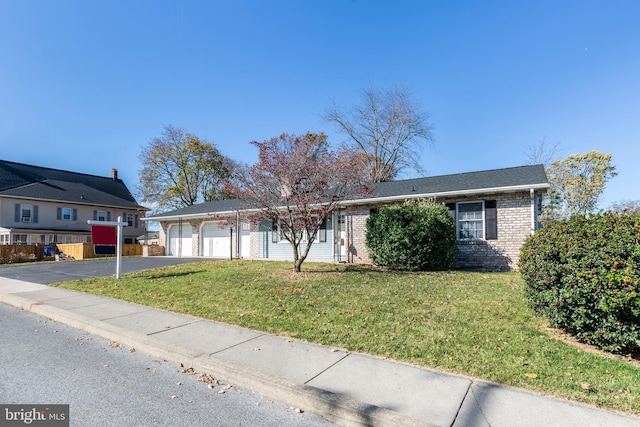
[143,165,549,270]
[0,160,147,245]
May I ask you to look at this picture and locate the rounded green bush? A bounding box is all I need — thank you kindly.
[519,212,640,354]
[365,200,456,271]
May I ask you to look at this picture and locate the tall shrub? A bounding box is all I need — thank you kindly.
[519,212,640,354]
[366,200,456,271]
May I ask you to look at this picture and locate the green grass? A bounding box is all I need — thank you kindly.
[54,260,640,415]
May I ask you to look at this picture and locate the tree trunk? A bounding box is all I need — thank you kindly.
[290,241,302,272]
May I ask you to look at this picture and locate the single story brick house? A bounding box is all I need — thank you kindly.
[142,164,549,270]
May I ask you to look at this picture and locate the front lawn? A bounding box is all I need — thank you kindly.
[54,260,639,415]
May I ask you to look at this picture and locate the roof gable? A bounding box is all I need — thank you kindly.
[0,160,145,209]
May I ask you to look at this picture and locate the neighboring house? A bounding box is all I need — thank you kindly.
[142,165,549,270]
[0,160,147,245]
[137,231,160,245]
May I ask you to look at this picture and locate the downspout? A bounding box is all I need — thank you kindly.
[229,224,233,260]
[236,210,240,259]
[530,188,536,233]
[178,218,183,257]
[334,210,341,262]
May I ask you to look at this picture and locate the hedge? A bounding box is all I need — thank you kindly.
[519,212,640,354]
[365,200,456,271]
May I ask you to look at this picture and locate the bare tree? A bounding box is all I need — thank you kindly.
[525,136,562,168]
[609,199,640,214]
[323,85,434,182]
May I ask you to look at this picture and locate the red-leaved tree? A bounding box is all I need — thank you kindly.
[229,132,371,272]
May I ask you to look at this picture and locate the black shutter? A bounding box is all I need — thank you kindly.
[15,204,20,222]
[445,203,456,220]
[93,210,98,220]
[134,214,138,228]
[73,209,78,221]
[57,208,62,220]
[107,212,111,221]
[485,200,497,240]
[319,218,327,243]
[33,206,38,223]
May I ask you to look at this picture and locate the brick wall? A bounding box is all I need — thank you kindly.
[342,208,372,264]
[249,222,259,259]
[342,191,537,271]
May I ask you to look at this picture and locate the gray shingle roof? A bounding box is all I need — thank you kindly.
[145,198,244,220]
[0,159,145,210]
[145,165,548,220]
[370,164,548,199]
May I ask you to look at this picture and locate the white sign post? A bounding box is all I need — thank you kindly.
[87,216,127,279]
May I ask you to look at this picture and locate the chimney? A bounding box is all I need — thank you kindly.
[111,169,118,180]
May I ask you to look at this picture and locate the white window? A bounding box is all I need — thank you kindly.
[13,234,28,244]
[98,211,108,221]
[457,202,484,240]
[21,204,32,223]
[63,208,72,220]
[30,234,45,244]
[126,213,135,227]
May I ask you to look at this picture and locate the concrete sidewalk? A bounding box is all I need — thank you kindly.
[1,278,639,427]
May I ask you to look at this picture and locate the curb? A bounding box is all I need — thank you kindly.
[0,293,437,427]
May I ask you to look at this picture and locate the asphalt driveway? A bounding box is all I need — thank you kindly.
[0,257,206,285]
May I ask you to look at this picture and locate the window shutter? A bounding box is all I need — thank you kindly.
[93,210,98,221]
[445,203,456,220]
[134,214,138,228]
[485,200,497,240]
[107,212,111,221]
[15,204,20,222]
[57,208,62,220]
[33,206,38,223]
[72,209,78,221]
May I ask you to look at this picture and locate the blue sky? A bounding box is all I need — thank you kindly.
[1,0,638,209]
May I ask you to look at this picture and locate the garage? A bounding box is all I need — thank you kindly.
[168,222,192,257]
[201,222,230,258]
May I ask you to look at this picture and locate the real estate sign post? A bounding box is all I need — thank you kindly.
[88,216,127,279]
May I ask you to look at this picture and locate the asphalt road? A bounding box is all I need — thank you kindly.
[0,303,335,427]
[0,257,208,285]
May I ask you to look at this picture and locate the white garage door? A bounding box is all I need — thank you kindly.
[202,222,230,258]
[168,223,192,257]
